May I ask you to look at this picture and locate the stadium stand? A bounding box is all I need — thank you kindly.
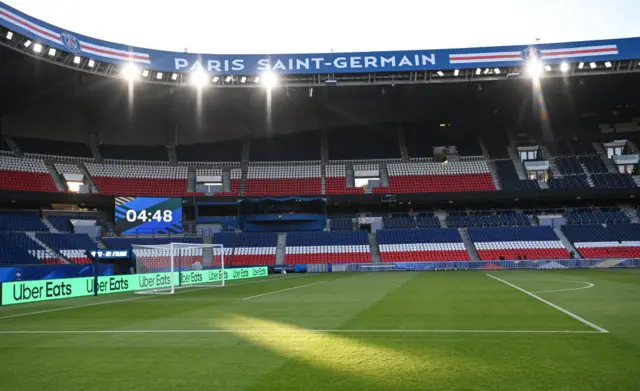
[329,218,354,231]
[244,165,322,196]
[0,212,48,231]
[0,232,62,264]
[47,215,103,233]
[373,161,496,193]
[494,160,539,190]
[377,228,469,262]
[176,140,243,162]
[579,156,608,174]
[0,155,59,192]
[467,226,570,260]
[85,163,197,196]
[555,157,584,175]
[100,144,168,161]
[36,233,98,264]
[250,132,321,161]
[561,224,640,258]
[565,209,631,225]
[13,137,93,158]
[547,174,590,189]
[285,231,371,264]
[232,232,277,265]
[591,173,636,188]
[326,165,364,194]
[446,213,531,228]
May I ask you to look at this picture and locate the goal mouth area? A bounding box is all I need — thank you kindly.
[131,243,225,295]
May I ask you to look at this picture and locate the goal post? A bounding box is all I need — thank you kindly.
[132,243,225,295]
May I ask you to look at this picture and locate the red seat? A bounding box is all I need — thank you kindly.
[373,174,496,194]
[0,170,58,192]
[477,249,570,260]
[244,178,322,196]
[325,177,365,194]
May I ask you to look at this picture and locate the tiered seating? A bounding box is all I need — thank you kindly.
[285,231,371,264]
[565,210,630,225]
[446,213,531,228]
[103,237,206,268]
[373,161,496,193]
[14,137,92,158]
[326,165,364,194]
[0,155,58,192]
[579,156,608,174]
[555,157,583,175]
[244,165,321,196]
[416,216,441,228]
[0,232,62,264]
[100,144,168,161]
[176,140,243,162]
[591,173,636,188]
[562,224,640,258]
[0,212,48,231]
[104,237,203,249]
[233,233,277,265]
[250,132,321,161]
[495,161,539,190]
[547,175,590,189]
[36,233,98,264]
[330,218,353,231]
[195,168,240,196]
[468,226,570,260]
[47,215,101,233]
[382,216,416,229]
[378,228,469,262]
[86,163,196,196]
[0,240,41,265]
[567,140,596,156]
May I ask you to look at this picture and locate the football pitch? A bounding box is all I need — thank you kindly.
[0,270,639,391]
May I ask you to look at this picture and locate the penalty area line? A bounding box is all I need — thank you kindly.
[486,273,608,333]
[242,280,328,300]
[0,329,606,335]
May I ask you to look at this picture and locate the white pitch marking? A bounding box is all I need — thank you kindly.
[242,281,328,300]
[0,275,316,320]
[532,281,594,294]
[0,329,605,335]
[486,273,609,333]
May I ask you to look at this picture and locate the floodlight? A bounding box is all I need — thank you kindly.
[225,76,233,83]
[589,62,596,69]
[156,72,163,79]
[87,59,95,68]
[605,61,612,68]
[189,70,208,87]
[212,76,220,83]
[526,58,543,79]
[171,73,178,81]
[436,71,444,77]
[544,65,552,71]
[261,71,278,88]
[560,62,570,72]
[475,68,481,75]
[47,48,56,56]
[6,31,13,40]
[142,69,149,77]
[73,56,81,64]
[33,43,42,53]
[254,76,261,83]
[121,63,140,81]
[240,76,247,83]
[494,68,501,74]
[453,69,459,76]
[578,62,584,69]
[23,39,31,47]
[483,68,490,75]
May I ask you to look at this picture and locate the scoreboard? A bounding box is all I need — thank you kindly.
[114,197,183,234]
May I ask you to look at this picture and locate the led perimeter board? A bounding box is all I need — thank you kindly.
[115,197,183,234]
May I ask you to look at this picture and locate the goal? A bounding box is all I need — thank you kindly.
[132,243,225,294]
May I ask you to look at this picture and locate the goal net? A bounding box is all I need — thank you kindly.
[132,243,224,294]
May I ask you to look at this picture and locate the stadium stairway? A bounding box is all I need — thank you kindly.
[276,233,287,265]
[79,162,99,192]
[553,227,581,258]
[368,232,381,262]
[435,210,448,228]
[458,228,480,261]
[45,161,67,192]
[592,142,619,174]
[507,146,527,180]
[25,232,68,263]
[41,218,60,233]
[486,161,503,190]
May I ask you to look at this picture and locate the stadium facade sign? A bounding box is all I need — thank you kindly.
[1,1,639,75]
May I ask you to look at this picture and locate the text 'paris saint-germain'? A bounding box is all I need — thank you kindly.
[173,53,436,73]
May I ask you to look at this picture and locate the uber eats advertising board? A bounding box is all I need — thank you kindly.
[1,267,268,305]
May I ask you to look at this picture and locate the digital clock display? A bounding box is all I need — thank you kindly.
[114,197,183,234]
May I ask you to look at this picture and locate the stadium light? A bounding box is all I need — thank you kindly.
[87,59,95,68]
[189,70,208,87]
[475,68,481,75]
[578,62,584,69]
[225,76,233,83]
[212,76,220,83]
[483,68,490,75]
[240,76,247,83]
[23,39,31,48]
[47,47,56,56]
[142,69,150,78]
[605,61,612,68]
[73,55,81,64]
[526,58,543,79]
[171,73,178,81]
[6,31,13,40]
[254,76,261,83]
[453,69,459,76]
[589,62,597,69]
[560,62,570,73]
[261,71,278,88]
[436,71,444,77]
[32,43,42,53]
[494,68,501,75]
[121,63,140,81]
[156,72,163,80]
[544,65,552,72]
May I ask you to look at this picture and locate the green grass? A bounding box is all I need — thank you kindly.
[1,269,640,391]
